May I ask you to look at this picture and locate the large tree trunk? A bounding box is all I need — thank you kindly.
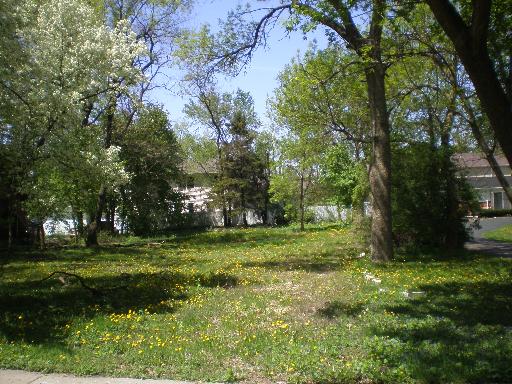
[222,206,229,227]
[426,0,512,168]
[216,144,230,228]
[85,98,115,247]
[325,0,393,261]
[366,66,393,262]
[86,185,107,247]
[37,223,46,250]
[263,151,271,225]
[299,172,305,231]
[440,132,459,248]
[76,211,84,237]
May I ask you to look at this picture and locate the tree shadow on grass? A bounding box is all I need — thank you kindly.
[0,270,238,345]
[168,224,345,248]
[317,301,365,319]
[243,258,343,273]
[1,245,149,264]
[370,280,512,383]
[389,281,512,326]
[174,231,305,249]
[242,250,356,273]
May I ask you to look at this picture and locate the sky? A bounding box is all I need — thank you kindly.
[148,0,329,130]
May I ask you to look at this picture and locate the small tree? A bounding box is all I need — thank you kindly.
[270,132,325,230]
[221,110,267,226]
[322,144,369,219]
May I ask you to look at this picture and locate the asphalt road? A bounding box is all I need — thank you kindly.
[465,216,512,257]
[469,216,512,240]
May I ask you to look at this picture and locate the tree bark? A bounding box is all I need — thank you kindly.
[263,151,270,225]
[440,132,459,248]
[217,147,230,228]
[299,172,305,231]
[366,66,393,262]
[263,185,269,225]
[85,98,115,247]
[86,185,106,247]
[426,0,512,169]
[38,224,45,250]
[222,0,394,260]
[76,211,84,237]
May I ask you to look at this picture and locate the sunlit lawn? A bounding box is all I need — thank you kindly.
[1,224,511,383]
[483,224,512,243]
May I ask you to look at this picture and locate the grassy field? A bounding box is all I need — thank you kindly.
[1,224,511,383]
[483,224,512,243]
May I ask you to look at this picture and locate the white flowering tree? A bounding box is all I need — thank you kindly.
[0,0,144,246]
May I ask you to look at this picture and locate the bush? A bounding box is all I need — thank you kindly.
[391,143,478,249]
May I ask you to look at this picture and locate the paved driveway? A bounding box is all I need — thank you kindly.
[0,370,212,384]
[465,216,512,257]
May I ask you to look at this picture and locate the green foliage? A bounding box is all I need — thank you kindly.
[271,46,369,147]
[391,143,477,248]
[269,167,301,223]
[119,106,185,235]
[322,144,368,209]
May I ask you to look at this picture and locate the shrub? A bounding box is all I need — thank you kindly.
[391,143,478,249]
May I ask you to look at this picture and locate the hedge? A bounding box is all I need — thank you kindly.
[478,209,512,218]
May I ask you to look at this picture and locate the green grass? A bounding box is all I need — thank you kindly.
[483,224,512,242]
[1,224,511,383]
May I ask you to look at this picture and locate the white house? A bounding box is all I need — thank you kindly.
[454,153,512,209]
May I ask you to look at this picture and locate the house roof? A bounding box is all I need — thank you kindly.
[452,153,509,168]
[467,176,512,189]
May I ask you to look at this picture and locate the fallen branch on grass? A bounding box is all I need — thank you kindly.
[38,271,130,297]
